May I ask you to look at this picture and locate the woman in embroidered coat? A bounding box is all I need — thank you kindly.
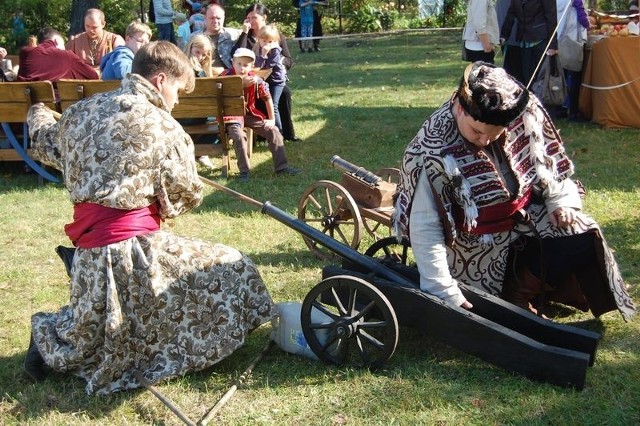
[393,62,635,321]
[23,41,275,394]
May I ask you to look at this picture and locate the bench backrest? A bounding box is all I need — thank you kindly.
[56,79,122,112]
[0,81,55,123]
[0,81,57,122]
[56,76,246,121]
[0,81,59,182]
[171,76,246,120]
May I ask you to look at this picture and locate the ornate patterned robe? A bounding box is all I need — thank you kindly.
[27,74,275,394]
[394,95,635,321]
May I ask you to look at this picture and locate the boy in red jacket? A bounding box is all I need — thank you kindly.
[221,48,301,181]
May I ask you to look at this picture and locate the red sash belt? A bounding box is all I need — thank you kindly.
[64,202,161,249]
[456,189,532,234]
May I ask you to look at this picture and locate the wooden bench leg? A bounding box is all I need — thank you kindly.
[245,128,254,158]
[221,149,229,179]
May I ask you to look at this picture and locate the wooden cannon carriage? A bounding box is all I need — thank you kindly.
[297,155,401,260]
[201,172,602,391]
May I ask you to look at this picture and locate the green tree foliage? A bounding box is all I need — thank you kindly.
[0,0,141,54]
[98,1,142,37]
[70,0,100,35]
[597,0,632,12]
[1,0,71,52]
[220,0,301,35]
[1,0,469,53]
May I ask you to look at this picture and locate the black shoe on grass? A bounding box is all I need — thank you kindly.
[275,166,302,176]
[24,334,50,383]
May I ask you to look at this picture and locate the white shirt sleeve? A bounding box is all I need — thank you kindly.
[543,178,583,215]
[409,169,467,307]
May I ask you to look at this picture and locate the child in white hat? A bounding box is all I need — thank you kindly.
[220,48,301,181]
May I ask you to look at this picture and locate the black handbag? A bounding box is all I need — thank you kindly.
[532,55,568,106]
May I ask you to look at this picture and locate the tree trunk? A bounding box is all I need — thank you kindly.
[70,0,100,36]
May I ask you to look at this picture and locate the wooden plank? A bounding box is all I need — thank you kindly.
[461,285,600,366]
[182,122,220,135]
[171,98,245,119]
[0,148,31,161]
[171,76,245,119]
[0,81,56,122]
[0,81,57,178]
[56,77,245,131]
[341,259,601,365]
[56,79,121,112]
[359,206,393,228]
[194,144,224,158]
[20,76,248,178]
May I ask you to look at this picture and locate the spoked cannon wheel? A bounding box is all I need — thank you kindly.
[361,215,394,242]
[300,275,399,370]
[364,236,415,267]
[297,180,363,260]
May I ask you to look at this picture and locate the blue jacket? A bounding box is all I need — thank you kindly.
[100,46,134,80]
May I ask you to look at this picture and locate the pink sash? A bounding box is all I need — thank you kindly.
[65,202,161,248]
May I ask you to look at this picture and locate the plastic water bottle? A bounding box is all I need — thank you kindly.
[270,301,331,360]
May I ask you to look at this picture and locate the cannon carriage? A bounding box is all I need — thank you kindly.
[297,155,403,260]
[200,161,602,390]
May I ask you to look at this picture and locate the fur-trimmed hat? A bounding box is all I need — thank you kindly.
[457,62,529,127]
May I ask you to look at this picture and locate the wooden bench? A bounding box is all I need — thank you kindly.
[57,76,249,177]
[0,80,59,182]
[171,76,250,177]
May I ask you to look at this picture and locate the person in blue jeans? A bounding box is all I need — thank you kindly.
[298,0,316,53]
[255,24,287,133]
[153,0,177,44]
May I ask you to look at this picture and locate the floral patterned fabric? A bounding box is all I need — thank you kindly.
[27,74,275,394]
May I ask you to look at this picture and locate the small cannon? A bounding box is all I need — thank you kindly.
[297,156,399,260]
[201,173,602,390]
[330,155,396,209]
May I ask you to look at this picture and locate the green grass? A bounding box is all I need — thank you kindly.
[1,30,639,425]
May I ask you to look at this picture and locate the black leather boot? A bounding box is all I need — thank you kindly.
[24,334,50,382]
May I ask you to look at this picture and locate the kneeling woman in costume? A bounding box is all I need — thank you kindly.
[394,61,635,321]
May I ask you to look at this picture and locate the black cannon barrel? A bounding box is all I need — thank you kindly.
[261,201,415,289]
[330,155,381,185]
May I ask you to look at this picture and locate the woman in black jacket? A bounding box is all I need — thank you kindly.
[500,0,558,86]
